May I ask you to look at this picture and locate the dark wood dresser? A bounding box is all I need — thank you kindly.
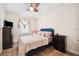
[53,34,66,53]
[2,27,13,50]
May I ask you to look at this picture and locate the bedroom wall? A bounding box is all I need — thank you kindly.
[5,11,37,42]
[37,3,79,55]
[24,17,37,32]
[0,4,5,53]
[5,11,20,43]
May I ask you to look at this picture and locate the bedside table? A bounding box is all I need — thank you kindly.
[53,35,66,53]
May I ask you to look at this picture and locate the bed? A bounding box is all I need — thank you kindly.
[18,28,54,56]
[18,35,49,56]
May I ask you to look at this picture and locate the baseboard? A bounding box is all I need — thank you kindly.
[67,49,79,55]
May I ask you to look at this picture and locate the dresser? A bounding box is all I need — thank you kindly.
[54,34,66,53]
[2,27,13,50]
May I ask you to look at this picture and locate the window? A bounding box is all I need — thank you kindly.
[19,19,30,35]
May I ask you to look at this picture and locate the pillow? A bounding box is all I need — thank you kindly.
[38,31,53,42]
[33,31,52,38]
[40,31,52,37]
[32,30,39,35]
[36,31,42,36]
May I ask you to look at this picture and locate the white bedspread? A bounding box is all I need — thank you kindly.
[18,35,49,56]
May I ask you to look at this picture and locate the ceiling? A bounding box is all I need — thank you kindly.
[2,3,62,18]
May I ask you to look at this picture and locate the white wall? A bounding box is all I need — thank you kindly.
[0,4,5,53]
[37,3,79,55]
[5,11,20,43]
[24,17,37,32]
[5,11,37,42]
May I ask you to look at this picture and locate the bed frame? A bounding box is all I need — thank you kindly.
[25,42,53,56]
[25,28,54,56]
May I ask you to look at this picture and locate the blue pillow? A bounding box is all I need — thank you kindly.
[40,28,54,32]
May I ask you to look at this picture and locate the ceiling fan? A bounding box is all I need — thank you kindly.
[25,3,40,12]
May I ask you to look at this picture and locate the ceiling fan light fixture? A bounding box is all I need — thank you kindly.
[29,7,34,11]
[25,3,40,12]
[31,3,40,12]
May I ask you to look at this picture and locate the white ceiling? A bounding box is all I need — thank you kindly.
[2,3,62,18]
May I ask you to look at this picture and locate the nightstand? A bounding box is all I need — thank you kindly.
[53,35,66,53]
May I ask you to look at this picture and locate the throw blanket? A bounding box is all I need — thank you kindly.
[18,35,49,56]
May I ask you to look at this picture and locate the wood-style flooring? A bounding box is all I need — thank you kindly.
[33,47,66,56]
[0,46,77,56]
[33,47,77,56]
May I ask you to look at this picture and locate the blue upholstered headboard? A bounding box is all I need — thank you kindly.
[40,28,54,32]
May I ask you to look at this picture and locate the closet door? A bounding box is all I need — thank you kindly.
[3,27,12,50]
